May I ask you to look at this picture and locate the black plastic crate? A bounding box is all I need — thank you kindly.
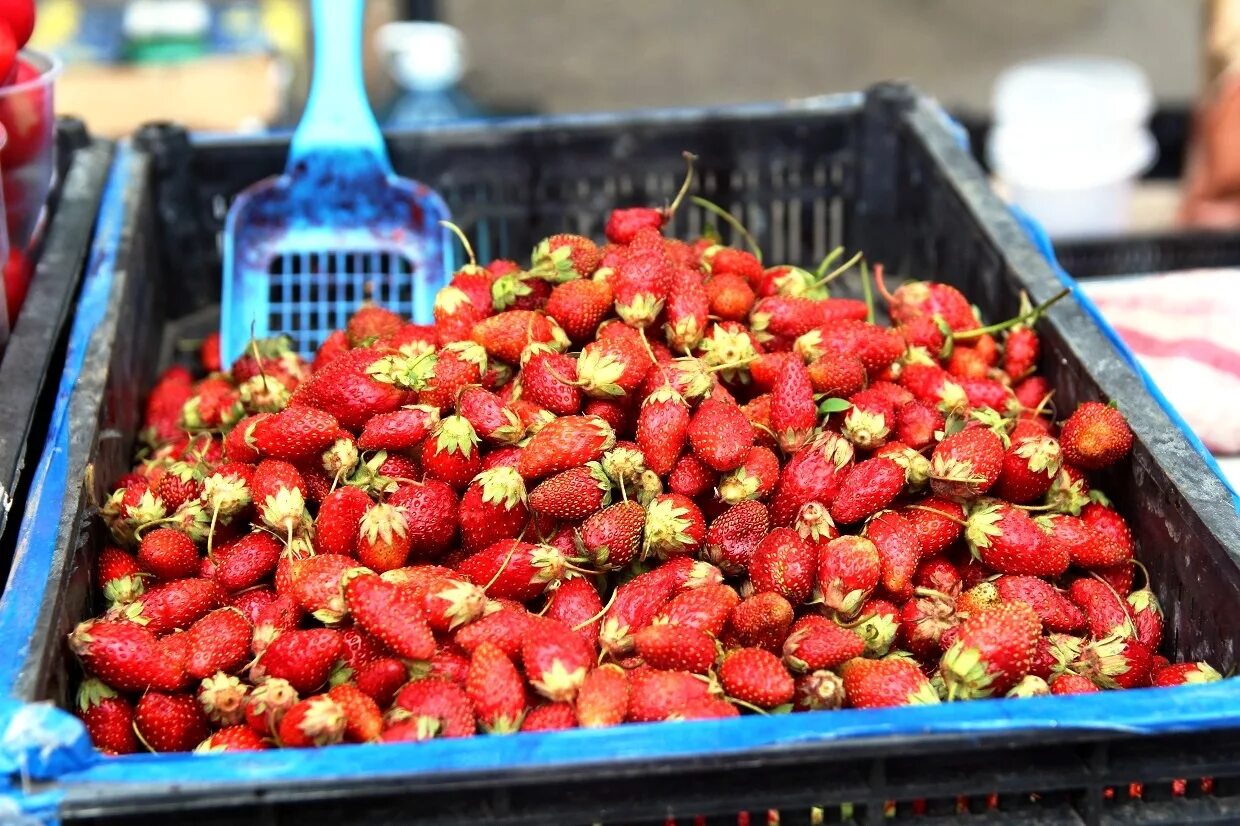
[1055,230,1240,279]
[0,121,112,579]
[4,86,1240,826]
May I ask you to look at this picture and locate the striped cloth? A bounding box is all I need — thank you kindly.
[1082,270,1240,468]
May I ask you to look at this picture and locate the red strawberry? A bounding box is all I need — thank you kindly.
[1151,661,1222,688]
[576,335,653,400]
[358,405,439,451]
[717,446,780,505]
[185,608,252,679]
[880,278,978,331]
[531,233,601,281]
[626,669,713,723]
[251,405,339,461]
[391,568,488,632]
[829,457,905,525]
[993,434,1062,504]
[346,304,404,345]
[518,415,616,481]
[528,464,609,521]
[325,683,384,743]
[343,573,436,661]
[253,629,343,694]
[1002,325,1040,379]
[453,603,536,658]
[642,493,706,559]
[387,479,459,560]
[769,431,854,527]
[463,642,526,734]
[864,510,921,600]
[134,692,209,752]
[295,348,410,430]
[471,310,561,364]
[1127,585,1164,650]
[1071,634,1152,690]
[816,535,880,617]
[664,271,710,350]
[840,657,939,709]
[137,528,199,582]
[748,527,816,605]
[900,496,964,557]
[278,695,345,748]
[807,352,866,398]
[522,619,594,702]
[636,386,689,476]
[598,568,681,656]
[994,575,1085,633]
[633,622,714,672]
[1080,503,1135,559]
[728,591,795,651]
[517,703,576,732]
[455,466,529,553]
[97,546,147,606]
[77,678,138,754]
[126,578,224,636]
[668,452,716,498]
[1068,578,1135,639]
[930,427,1005,501]
[546,279,613,343]
[941,601,1042,699]
[769,356,817,453]
[720,647,794,708]
[706,272,756,321]
[457,385,524,446]
[794,501,840,547]
[354,659,408,707]
[243,677,298,735]
[310,487,369,558]
[196,672,249,727]
[796,319,905,377]
[575,665,629,728]
[421,342,488,411]
[286,554,357,623]
[353,502,412,572]
[419,414,481,491]
[703,501,770,575]
[457,540,568,602]
[196,724,268,753]
[654,582,740,637]
[688,398,753,472]
[967,499,1069,577]
[1038,514,1128,569]
[215,531,282,593]
[1060,402,1134,470]
[392,678,477,738]
[611,239,674,328]
[519,347,583,415]
[894,400,945,452]
[544,577,605,647]
[783,615,864,672]
[1050,673,1101,695]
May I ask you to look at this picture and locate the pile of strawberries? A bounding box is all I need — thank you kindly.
[69,165,1222,755]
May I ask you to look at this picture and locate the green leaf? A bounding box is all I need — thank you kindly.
[818,397,853,414]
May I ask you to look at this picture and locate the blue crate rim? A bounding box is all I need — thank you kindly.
[1,98,1240,815]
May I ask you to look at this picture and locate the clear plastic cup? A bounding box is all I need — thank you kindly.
[0,50,61,252]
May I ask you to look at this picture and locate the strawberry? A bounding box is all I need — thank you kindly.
[455,467,529,553]
[155,460,205,512]
[769,356,817,453]
[703,500,770,575]
[77,678,138,754]
[879,278,978,331]
[769,431,854,527]
[940,601,1041,699]
[807,352,866,398]
[1050,673,1101,695]
[134,692,209,752]
[520,703,578,732]
[353,502,413,572]
[137,528,199,582]
[453,603,536,658]
[392,569,487,632]
[899,588,958,661]
[720,647,794,708]
[930,427,1005,501]
[185,608,252,679]
[330,683,385,743]
[471,310,562,364]
[1003,325,1040,379]
[518,415,616,481]
[894,400,945,452]
[597,566,686,656]
[728,591,795,651]
[253,629,343,694]
[522,619,594,702]
[636,386,689,476]
[97,546,147,606]
[519,347,583,415]
[1037,514,1128,569]
[420,414,481,490]
[840,657,940,709]
[421,342,487,410]
[251,405,339,461]
[994,434,1062,504]
[751,294,827,339]
[717,446,780,505]
[605,207,665,245]
[243,677,299,735]
[793,669,848,711]
[457,385,524,446]
[1072,634,1153,690]
[668,452,716,498]
[575,665,630,728]
[1068,578,1135,639]
[864,510,921,600]
[626,669,713,723]
[688,398,753,472]
[354,659,409,707]
[1080,503,1135,559]
[461,642,526,734]
[707,272,756,321]
[126,578,224,636]
[829,457,905,525]
[346,304,404,346]
[531,233,602,280]
[816,535,881,617]
[783,615,864,672]
[634,621,715,672]
[664,271,710,350]
[310,487,370,558]
[528,464,609,521]
[387,479,460,560]
[215,531,282,593]
[611,239,674,327]
[287,554,357,623]
[343,573,436,661]
[1151,661,1222,688]
[1127,585,1164,650]
[197,672,250,726]
[1060,402,1134,470]
[794,501,839,546]
[796,319,905,377]
[748,527,816,604]
[994,575,1085,633]
[278,695,346,747]
[295,348,411,430]
[966,499,1069,577]
[457,540,568,602]
[576,335,653,400]
[544,577,605,646]
[546,278,613,343]
[196,725,269,753]
[900,496,964,557]
[642,493,706,559]
[358,405,439,451]
[655,582,740,637]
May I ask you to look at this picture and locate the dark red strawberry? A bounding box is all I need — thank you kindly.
[728,591,795,651]
[967,499,1069,577]
[546,278,613,343]
[994,434,1062,504]
[770,431,854,527]
[783,615,864,672]
[465,642,527,734]
[830,457,905,525]
[703,500,770,575]
[456,540,568,603]
[544,577,605,647]
[770,356,817,453]
[343,573,436,661]
[864,510,921,600]
[636,386,689,476]
[77,678,138,754]
[358,405,438,452]
[134,692,209,752]
[522,619,594,702]
[720,647,794,708]
[137,528,199,582]
[634,623,716,673]
[748,527,816,604]
[994,575,1085,633]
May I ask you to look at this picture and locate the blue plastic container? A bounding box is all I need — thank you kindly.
[3,86,1240,825]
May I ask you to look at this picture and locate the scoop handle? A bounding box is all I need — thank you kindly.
[289,0,390,173]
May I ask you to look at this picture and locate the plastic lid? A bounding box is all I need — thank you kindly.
[992,56,1154,128]
[375,22,466,92]
[123,0,210,40]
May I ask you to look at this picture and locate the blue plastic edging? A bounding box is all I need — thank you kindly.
[1,116,1240,813]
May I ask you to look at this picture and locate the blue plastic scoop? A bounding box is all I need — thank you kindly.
[220,0,451,367]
